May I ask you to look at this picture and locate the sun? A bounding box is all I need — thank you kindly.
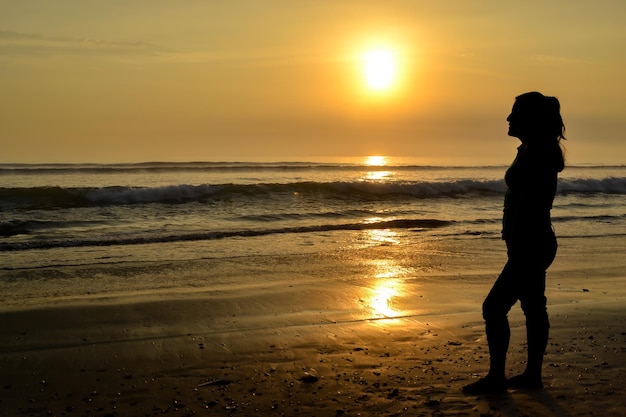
[362,49,397,91]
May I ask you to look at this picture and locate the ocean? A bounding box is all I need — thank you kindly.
[1,159,625,309]
[0,158,626,416]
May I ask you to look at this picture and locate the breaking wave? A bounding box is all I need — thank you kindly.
[2,177,623,210]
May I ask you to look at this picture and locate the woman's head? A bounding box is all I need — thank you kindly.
[507,92,566,143]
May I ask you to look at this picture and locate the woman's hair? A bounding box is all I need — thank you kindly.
[515,91,566,141]
[515,91,566,171]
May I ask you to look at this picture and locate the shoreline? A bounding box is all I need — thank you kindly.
[1,281,625,416]
[1,234,625,416]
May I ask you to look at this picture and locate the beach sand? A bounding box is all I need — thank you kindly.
[1,235,625,416]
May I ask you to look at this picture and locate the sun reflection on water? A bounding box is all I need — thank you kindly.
[364,155,388,166]
[370,278,401,318]
[365,227,400,245]
[362,155,396,182]
[364,170,393,181]
[357,225,413,323]
[367,258,409,319]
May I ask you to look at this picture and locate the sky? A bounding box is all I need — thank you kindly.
[1,1,625,164]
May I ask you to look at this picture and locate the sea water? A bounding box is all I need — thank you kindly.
[1,160,625,273]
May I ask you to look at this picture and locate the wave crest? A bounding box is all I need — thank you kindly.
[1,177,624,210]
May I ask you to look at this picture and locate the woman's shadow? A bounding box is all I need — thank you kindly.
[482,390,574,417]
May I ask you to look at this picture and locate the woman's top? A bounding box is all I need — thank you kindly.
[502,143,562,241]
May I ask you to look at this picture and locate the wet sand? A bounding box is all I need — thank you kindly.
[1,236,625,416]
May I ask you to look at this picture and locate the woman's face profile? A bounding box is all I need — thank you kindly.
[507,102,522,138]
[506,100,530,140]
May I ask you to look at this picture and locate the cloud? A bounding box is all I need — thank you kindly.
[528,54,584,66]
[0,30,323,68]
[0,30,172,57]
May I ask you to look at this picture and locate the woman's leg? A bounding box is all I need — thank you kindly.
[519,291,549,385]
[509,236,557,388]
[463,261,518,394]
[482,261,519,379]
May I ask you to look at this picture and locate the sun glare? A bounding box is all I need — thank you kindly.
[363,49,397,91]
[364,155,388,166]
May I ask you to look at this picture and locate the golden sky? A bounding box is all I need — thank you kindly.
[1,1,625,164]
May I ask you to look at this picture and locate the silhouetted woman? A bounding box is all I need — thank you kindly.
[463,92,566,394]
